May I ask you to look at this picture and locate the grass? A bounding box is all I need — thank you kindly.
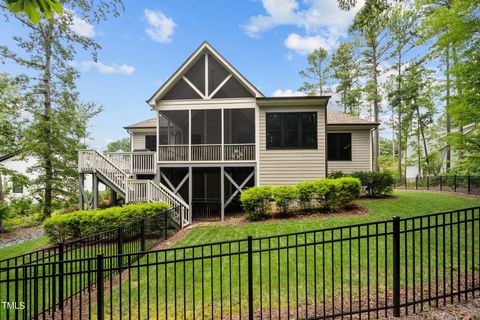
[0,236,49,260]
[99,190,480,319]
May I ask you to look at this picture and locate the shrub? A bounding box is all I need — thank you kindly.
[0,202,10,233]
[8,197,33,216]
[335,177,362,208]
[313,179,339,212]
[296,181,317,212]
[272,186,298,216]
[43,202,170,242]
[328,171,347,179]
[351,171,394,197]
[240,186,272,221]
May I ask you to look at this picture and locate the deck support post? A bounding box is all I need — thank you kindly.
[92,173,99,209]
[111,189,117,206]
[188,167,192,224]
[221,166,225,222]
[79,173,85,210]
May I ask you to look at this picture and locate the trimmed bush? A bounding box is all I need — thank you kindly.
[272,186,298,217]
[240,186,272,221]
[350,171,394,197]
[43,202,170,242]
[313,179,339,212]
[335,177,362,208]
[296,181,316,212]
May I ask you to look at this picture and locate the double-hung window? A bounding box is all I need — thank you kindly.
[327,133,352,161]
[266,112,317,149]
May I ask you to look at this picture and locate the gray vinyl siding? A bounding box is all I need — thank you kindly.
[131,131,156,151]
[327,127,372,173]
[259,106,326,185]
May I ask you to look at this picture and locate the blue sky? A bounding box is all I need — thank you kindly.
[1,0,366,149]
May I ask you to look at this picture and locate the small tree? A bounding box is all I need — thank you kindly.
[299,47,331,96]
[105,137,130,153]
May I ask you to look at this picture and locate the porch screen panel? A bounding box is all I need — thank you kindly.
[224,109,255,144]
[158,110,189,145]
[191,110,221,144]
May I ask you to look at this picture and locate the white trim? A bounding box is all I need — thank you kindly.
[147,42,263,106]
[208,74,232,99]
[204,53,208,97]
[255,105,260,186]
[182,76,206,99]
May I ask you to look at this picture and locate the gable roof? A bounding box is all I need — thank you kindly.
[147,41,263,106]
[124,110,378,130]
[327,111,379,126]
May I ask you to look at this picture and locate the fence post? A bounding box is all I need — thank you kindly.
[140,219,146,252]
[468,175,471,194]
[117,227,123,268]
[96,254,104,320]
[415,176,418,190]
[392,216,401,317]
[247,236,254,320]
[454,175,457,192]
[58,242,64,312]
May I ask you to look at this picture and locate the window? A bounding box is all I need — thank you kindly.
[328,133,352,161]
[266,112,317,149]
[12,183,23,194]
[145,135,157,151]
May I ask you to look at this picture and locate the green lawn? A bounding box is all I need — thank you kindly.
[0,236,49,260]
[100,190,480,319]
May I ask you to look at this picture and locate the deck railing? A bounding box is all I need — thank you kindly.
[106,152,156,175]
[158,143,256,162]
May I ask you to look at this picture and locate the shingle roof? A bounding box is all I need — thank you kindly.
[124,110,378,129]
[327,111,379,126]
[124,118,156,129]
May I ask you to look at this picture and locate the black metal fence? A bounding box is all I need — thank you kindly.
[396,175,480,195]
[1,206,479,319]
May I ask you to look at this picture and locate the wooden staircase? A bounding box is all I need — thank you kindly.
[78,149,190,228]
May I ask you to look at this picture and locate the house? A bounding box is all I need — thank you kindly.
[0,154,36,200]
[78,42,378,227]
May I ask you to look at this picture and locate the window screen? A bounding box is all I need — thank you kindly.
[224,109,255,144]
[266,112,317,149]
[328,133,352,161]
[145,135,157,151]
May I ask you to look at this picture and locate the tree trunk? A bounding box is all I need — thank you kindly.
[372,39,380,172]
[415,101,430,175]
[396,51,403,180]
[42,22,54,219]
[445,45,451,171]
[0,174,4,202]
[451,45,463,163]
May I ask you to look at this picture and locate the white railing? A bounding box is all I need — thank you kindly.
[107,152,156,175]
[224,144,256,161]
[78,149,190,228]
[78,150,128,192]
[127,180,190,227]
[157,144,256,162]
[158,145,189,162]
[191,144,222,161]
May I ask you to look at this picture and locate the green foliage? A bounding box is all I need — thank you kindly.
[295,181,317,211]
[350,171,394,197]
[328,171,347,179]
[105,137,130,153]
[272,186,298,217]
[8,196,34,216]
[313,179,340,212]
[43,202,169,242]
[5,0,63,24]
[335,177,362,208]
[299,47,330,96]
[240,186,272,221]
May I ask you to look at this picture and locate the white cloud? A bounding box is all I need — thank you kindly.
[244,0,364,53]
[285,33,338,54]
[65,10,95,38]
[272,89,305,97]
[144,9,176,43]
[81,61,135,75]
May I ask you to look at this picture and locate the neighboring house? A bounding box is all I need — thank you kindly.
[0,154,36,200]
[78,42,378,227]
